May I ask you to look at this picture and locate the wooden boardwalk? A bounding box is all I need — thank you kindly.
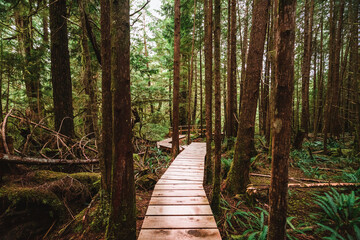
[138,142,222,240]
[156,135,186,150]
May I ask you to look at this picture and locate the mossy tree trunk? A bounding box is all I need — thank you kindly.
[267,0,296,238]
[211,0,221,216]
[225,0,269,194]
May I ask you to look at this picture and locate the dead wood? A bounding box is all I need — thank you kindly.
[0,153,98,165]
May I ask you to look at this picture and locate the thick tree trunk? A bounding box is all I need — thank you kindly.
[172,0,181,158]
[204,0,213,185]
[106,0,136,238]
[49,0,75,138]
[267,0,296,238]
[100,0,112,194]
[225,0,269,194]
[211,0,221,215]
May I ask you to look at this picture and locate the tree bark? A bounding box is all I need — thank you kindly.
[204,0,213,185]
[106,0,136,238]
[80,0,98,139]
[300,0,314,135]
[49,0,75,138]
[100,0,112,194]
[225,0,269,194]
[267,0,296,238]
[172,0,181,158]
[187,0,196,144]
[226,0,237,138]
[211,0,221,215]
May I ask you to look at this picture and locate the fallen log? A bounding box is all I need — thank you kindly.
[247,182,360,192]
[0,153,99,165]
[250,173,326,183]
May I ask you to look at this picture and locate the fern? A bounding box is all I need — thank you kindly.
[314,189,360,239]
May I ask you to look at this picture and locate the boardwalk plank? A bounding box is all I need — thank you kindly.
[138,229,221,240]
[146,205,212,215]
[142,216,217,229]
[152,189,206,197]
[149,196,209,205]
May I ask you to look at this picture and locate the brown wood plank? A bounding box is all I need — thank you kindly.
[142,216,217,229]
[146,205,213,216]
[152,189,206,197]
[149,196,209,205]
[154,184,203,190]
[138,229,221,240]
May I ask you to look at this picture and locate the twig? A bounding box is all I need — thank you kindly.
[130,0,150,17]
[1,109,13,154]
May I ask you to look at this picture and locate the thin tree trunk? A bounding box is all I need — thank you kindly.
[204,0,213,185]
[192,56,198,125]
[267,0,296,238]
[211,0,221,215]
[172,0,181,158]
[226,0,237,139]
[200,44,203,137]
[225,0,269,194]
[240,0,248,111]
[187,0,197,144]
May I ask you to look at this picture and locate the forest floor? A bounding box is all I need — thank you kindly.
[1,133,359,239]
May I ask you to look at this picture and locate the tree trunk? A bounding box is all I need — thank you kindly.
[349,0,359,152]
[192,56,198,125]
[323,0,344,152]
[200,44,204,137]
[313,14,324,140]
[80,0,98,139]
[100,0,112,194]
[106,0,136,238]
[267,0,296,238]
[49,0,75,137]
[226,0,237,139]
[240,0,249,112]
[204,0,213,185]
[15,6,43,118]
[211,0,221,215]
[225,0,269,194]
[187,0,197,144]
[172,0,181,158]
[300,0,314,135]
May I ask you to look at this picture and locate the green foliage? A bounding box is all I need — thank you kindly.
[341,169,360,183]
[221,157,232,179]
[291,149,328,179]
[138,123,169,141]
[314,189,360,239]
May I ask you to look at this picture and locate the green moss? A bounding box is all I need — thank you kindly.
[0,186,65,219]
[70,172,101,194]
[31,170,67,183]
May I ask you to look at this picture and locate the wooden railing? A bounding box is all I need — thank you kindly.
[169,125,206,135]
